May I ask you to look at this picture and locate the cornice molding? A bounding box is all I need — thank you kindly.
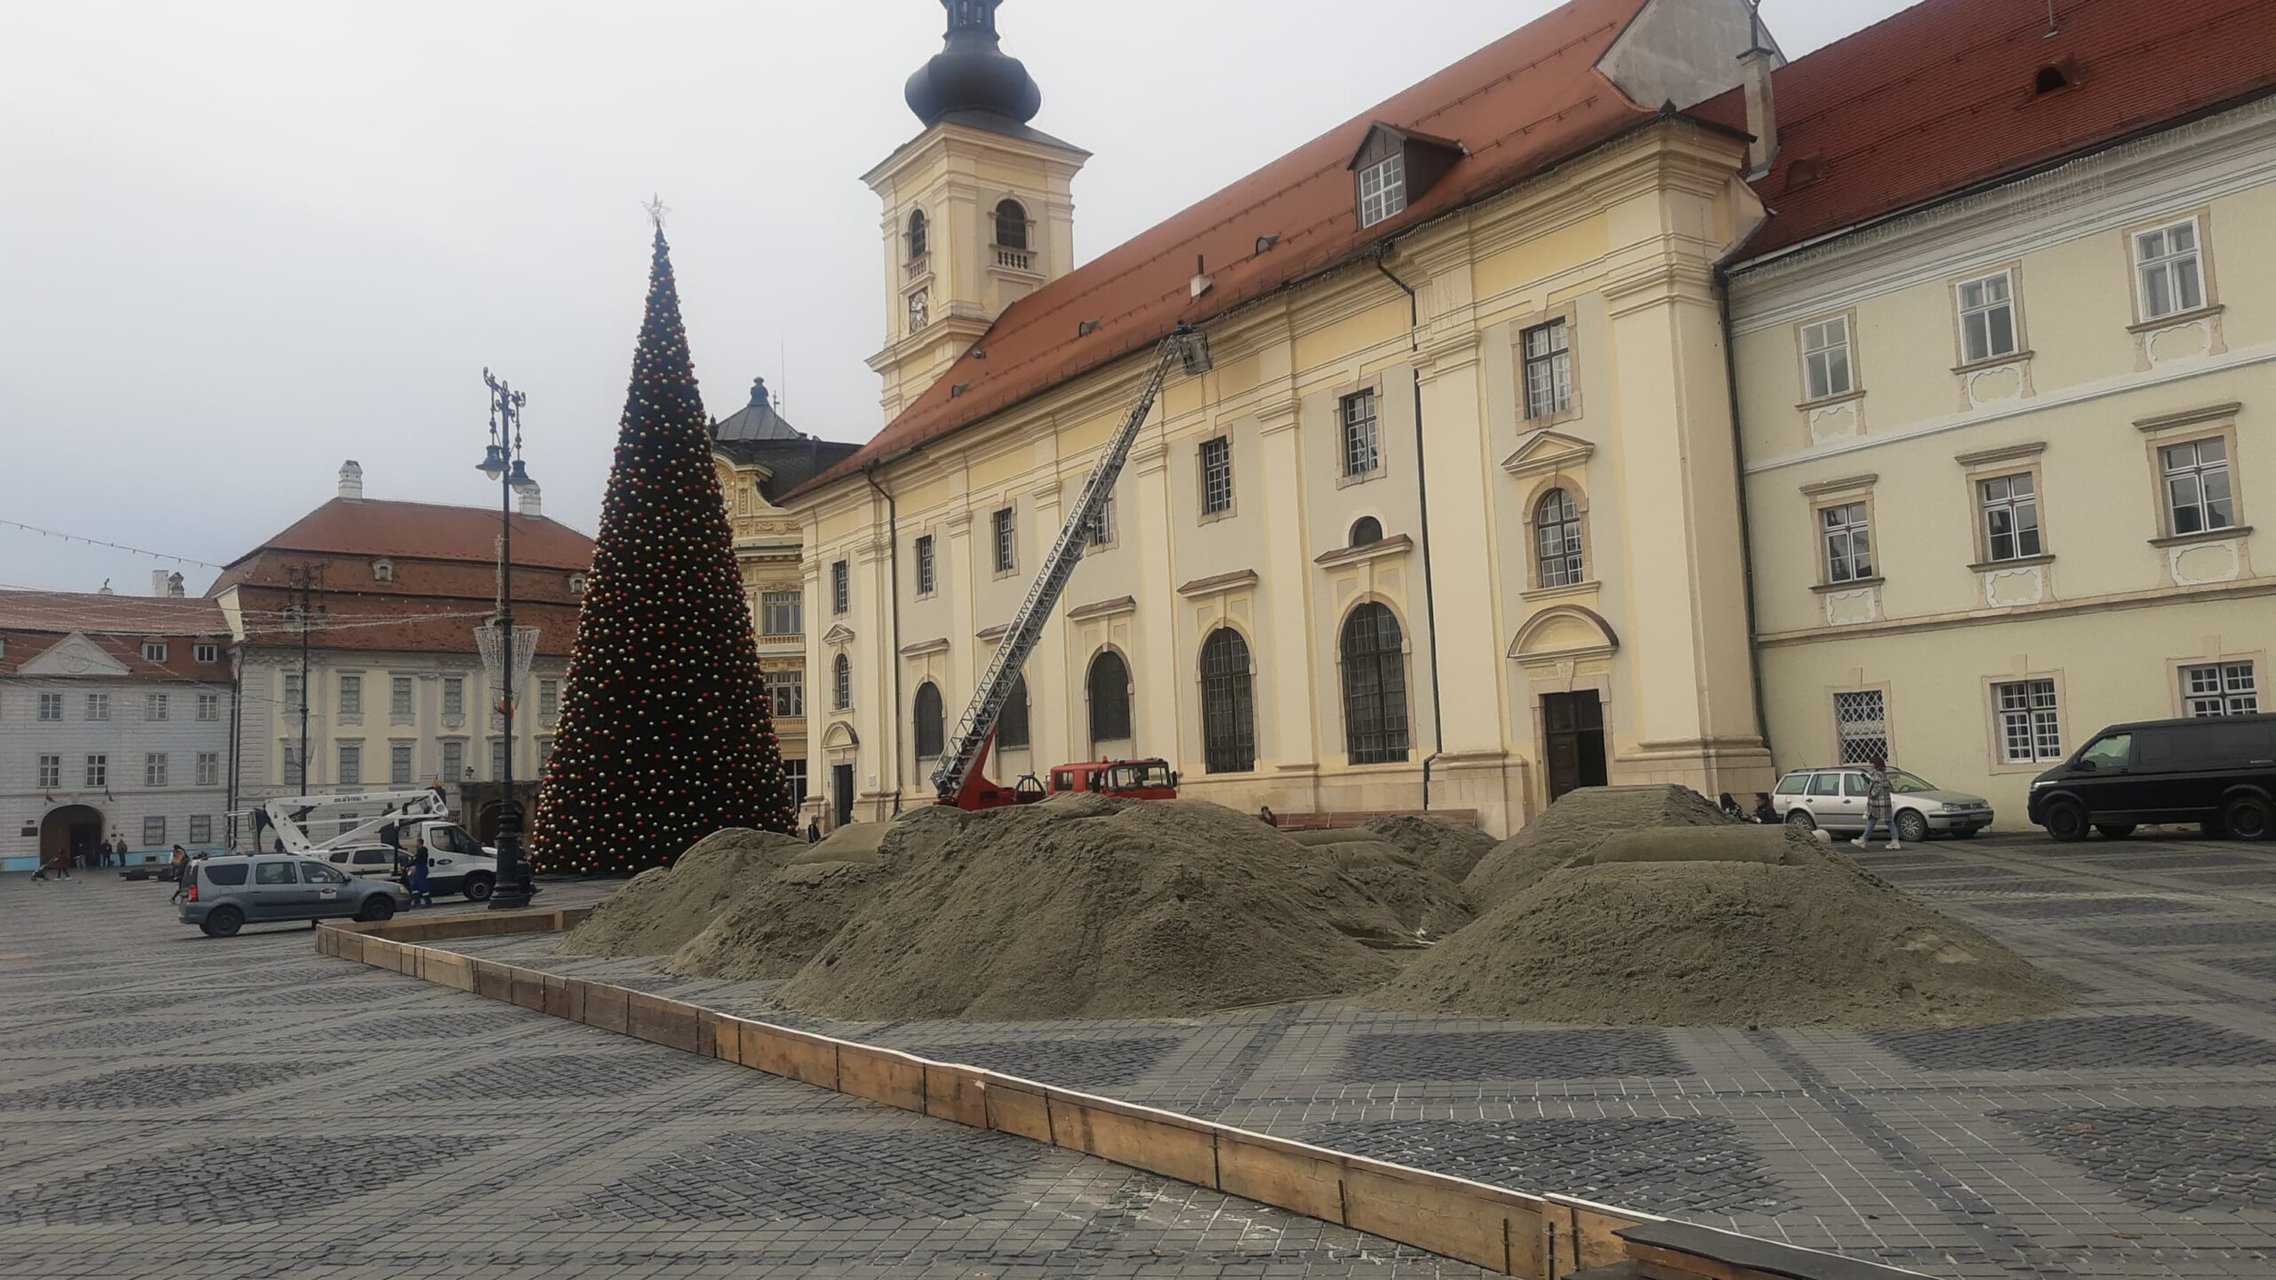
[2135,401,2242,434]
[1065,595,1136,623]
[1314,533,1414,568]
[1176,569,1260,598]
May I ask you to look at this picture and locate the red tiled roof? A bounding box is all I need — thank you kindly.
[1699,0,2276,259]
[0,591,233,682]
[226,584,584,659]
[216,551,585,607]
[218,498,595,577]
[792,0,1659,498]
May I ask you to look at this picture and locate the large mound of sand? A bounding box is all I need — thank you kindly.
[775,796,1405,1019]
[665,807,968,981]
[1376,830,2064,1027]
[560,828,804,958]
[1464,785,1734,910]
[1362,815,1498,882]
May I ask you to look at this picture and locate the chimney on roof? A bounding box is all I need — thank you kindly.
[151,570,170,596]
[1738,5,1779,176]
[167,571,185,598]
[338,459,365,500]
[518,481,544,518]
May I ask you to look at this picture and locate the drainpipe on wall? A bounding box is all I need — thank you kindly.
[1717,269,1775,773]
[226,648,243,850]
[1370,245,1448,812]
[861,463,904,816]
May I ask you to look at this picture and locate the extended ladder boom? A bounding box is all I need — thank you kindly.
[933,327,1200,801]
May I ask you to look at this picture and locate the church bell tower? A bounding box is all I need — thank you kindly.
[863,0,1089,423]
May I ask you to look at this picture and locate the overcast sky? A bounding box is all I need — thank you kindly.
[1,0,1908,597]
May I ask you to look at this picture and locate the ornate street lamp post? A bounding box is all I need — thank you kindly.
[478,368,540,909]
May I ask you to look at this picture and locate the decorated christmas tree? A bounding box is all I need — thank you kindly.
[530,223,798,873]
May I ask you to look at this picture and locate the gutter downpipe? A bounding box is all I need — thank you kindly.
[1716,268,1774,771]
[861,462,904,816]
[1370,244,1447,812]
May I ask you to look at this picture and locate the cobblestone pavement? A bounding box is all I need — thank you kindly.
[444,832,2276,1280]
[0,875,1481,1278]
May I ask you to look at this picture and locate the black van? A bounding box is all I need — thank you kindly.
[2027,714,2276,841]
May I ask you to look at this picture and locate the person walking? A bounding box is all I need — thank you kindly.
[407,849,433,909]
[167,846,193,903]
[1854,755,1901,850]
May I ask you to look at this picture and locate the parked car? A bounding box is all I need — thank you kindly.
[320,844,499,901]
[179,854,408,938]
[2027,713,2276,841]
[1768,766,1994,842]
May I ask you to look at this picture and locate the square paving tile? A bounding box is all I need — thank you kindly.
[1998,1105,2276,1212]
[1873,1015,2276,1071]
[1339,1029,1686,1081]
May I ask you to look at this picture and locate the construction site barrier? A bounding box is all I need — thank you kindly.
[317,910,1928,1280]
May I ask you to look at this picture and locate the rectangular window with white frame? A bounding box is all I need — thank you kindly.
[442,677,464,720]
[539,679,559,720]
[390,742,414,786]
[37,754,60,788]
[86,754,108,788]
[338,674,361,717]
[391,675,414,722]
[38,693,62,721]
[914,534,937,595]
[145,693,169,722]
[196,751,220,787]
[1087,491,1117,548]
[1993,678,2064,764]
[991,508,1016,574]
[2183,662,2258,717]
[86,693,110,722]
[189,814,211,844]
[197,692,220,721]
[1979,474,2042,562]
[1956,270,2019,364]
[764,667,805,719]
[2161,438,2235,536]
[281,744,303,787]
[141,641,167,663]
[1340,390,1380,478]
[284,672,303,714]
[831,560,850,615]
[1833,690,1889,765]
[784,758,808,807]
[1357,153,1406,228]
[2134,218,2206,321]
[1522,320,1574,420]
[338,743,361,787]
[143,816,164,846]
[1820,501,1874,583]
[761,590,803,637]
[441,739,464,783]
[1799,315,1854,402]
[490,738,508,781]
[145,752,168,787]
[194,642,219,664]
[1199,436,1234,517]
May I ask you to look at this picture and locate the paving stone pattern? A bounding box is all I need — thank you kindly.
[903,1036,1183,1088]
[0,1134,497,1227]
[1340,1029,1685,1081]
[1965,896,2209,920]
[1999,1105,2276,1214]
[1873,1014,2276,1071]
[1315,1116,1792,1215]
[569,1127,1049,1223]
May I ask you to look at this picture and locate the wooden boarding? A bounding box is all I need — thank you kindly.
[313,915,1929,1280]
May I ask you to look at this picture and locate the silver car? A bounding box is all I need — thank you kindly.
[179,854,408,938]
[1769,766,1994,842]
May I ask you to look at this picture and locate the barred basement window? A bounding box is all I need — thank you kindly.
[1993,679,2063,763]
[1833,690,1888,765]
[2183,662,2258,717]
[1340,603,1409,765]
[996,674,1031,750]
[1200,628,1256,774]
[912,682,944,761]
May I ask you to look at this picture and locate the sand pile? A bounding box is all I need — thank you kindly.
[1464,785,1735,909]
[1375,827,2064,1027]
[1362,815,1498,882]
[560,828,804,958]
[665,807,968,981]
[1309,840,1473,940]
[775,795,1405,1019]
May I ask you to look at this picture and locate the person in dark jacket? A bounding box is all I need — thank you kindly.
[407,850,433,908]
[1753,792,1778,824]
[806,820,822,844]
[167,846,192,903]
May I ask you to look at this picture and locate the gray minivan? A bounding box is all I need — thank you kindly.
[179,854,408,938]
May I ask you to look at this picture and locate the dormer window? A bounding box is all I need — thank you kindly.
[372,558,394,583]
[1349,122,1462,231]
[1359,155,1406,228]
[569,573,588,596]
[906,208,928,260]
